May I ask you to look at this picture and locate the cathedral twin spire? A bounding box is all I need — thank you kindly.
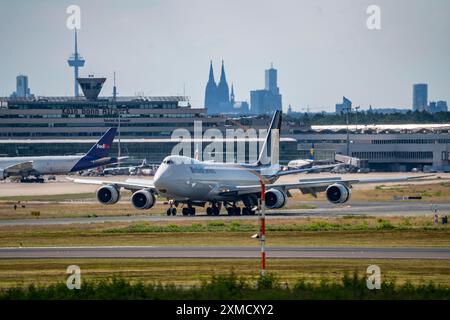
[204,60,231,114]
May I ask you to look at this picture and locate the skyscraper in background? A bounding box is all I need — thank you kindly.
[16,75,29,98]
[265,63,279,95]
[436,101,448,112]
[335,96,352,113]
[413,83,428,111]
[10,75,32,98]
[428,100,448,113]
[250,64,282,115]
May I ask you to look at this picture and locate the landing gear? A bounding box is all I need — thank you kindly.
[20,177,44,183]
[206,203,220,216]
[166,208,177,216]
[182,206,196,216]
[226,204,241,216]
[166,203,177,216]
[242,195,258,215]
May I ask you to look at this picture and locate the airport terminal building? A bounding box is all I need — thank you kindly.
[0,95,222,139]
[293,124,450,172]
[1,90,450,171]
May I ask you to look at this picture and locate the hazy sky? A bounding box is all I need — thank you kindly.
[0,0,449,112]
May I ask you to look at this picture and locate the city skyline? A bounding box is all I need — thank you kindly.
[0,0,449,112]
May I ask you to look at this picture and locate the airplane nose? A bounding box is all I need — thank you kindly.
[153,166,168,190]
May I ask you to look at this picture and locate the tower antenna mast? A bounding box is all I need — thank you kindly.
[67,28,85,97]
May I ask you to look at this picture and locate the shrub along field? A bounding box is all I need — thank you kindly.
[1,272,449,300]
[1,257,449,288]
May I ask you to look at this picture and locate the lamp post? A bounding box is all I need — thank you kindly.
[117,108,122,167]
[346,107,351,156]
[355,106,360,133]
[259,179,266,277]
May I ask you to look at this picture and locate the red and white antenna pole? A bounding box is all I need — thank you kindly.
[259,179,266,276]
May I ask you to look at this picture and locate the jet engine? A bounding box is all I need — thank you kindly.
[96,185,120,205]
[326,184,351,204]
[0,169,5,180]
[131,189,155,210]
[264,188,288,209]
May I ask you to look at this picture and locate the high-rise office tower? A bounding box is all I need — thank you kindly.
[15,75,30,98]
[413,83,428,111]
[250,64,282,114]
[265,63,279,95]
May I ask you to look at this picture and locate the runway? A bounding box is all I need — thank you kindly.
[1,246,449,259]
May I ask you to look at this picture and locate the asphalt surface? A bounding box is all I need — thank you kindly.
[1,201,449,227]
[1,246,449,259]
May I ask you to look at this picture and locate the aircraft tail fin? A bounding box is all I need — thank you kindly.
[256,110,282,166]
[85,128,117,159]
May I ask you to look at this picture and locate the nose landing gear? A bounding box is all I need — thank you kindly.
[166,207,177,216]
[166,201,177,216]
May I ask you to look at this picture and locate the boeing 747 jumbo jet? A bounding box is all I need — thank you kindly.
[1,128,119,182]
[70,111,430,216]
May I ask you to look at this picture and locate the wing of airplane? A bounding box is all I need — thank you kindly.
[217,175,434,197]
[2,161,34,177]
[67,177,154,192]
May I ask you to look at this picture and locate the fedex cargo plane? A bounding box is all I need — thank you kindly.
[0,128,119,182]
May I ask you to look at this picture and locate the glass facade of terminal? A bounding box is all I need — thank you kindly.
[0,96,225,138]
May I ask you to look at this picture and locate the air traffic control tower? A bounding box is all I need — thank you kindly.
[77,77,106,100]
[67,29,85,97]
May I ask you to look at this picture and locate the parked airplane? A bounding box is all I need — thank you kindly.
[1,128,120,182]
[286,144,316,169]
[286,144,341,172]
[103,159,148,176]
[70,111,430,216]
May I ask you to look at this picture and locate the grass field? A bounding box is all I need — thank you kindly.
[0,258,449,289]
[0,216,448,247]
[0,193,96,202]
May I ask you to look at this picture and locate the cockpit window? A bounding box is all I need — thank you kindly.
[162,156,199,165]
